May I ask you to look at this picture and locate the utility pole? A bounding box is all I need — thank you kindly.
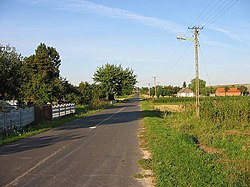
[153,77,157,98]
[148,83,151,98]
[188,26,203,118]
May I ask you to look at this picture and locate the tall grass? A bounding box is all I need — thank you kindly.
[154,96,250,128]
[140,97,250,186]
[200,97,250,127]
[153,96,196,104]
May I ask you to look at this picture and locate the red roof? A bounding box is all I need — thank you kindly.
[216,87,241,93]
[227,88,240,93]
[216,88,225,93]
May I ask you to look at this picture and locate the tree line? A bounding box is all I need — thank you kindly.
[0,43,137,105]
[140,79,248,98]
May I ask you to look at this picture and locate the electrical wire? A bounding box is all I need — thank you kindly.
[198,0,227,26]
[203,0,240,27]
[164,0,239,85]
[188,0,239,28]
[199,40,211,86]
[188,0,216,27]
[193,0,223,27]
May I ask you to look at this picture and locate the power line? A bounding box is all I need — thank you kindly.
[197,0,226,26]
[167,0,239,74]
[187,0,239,28]
[191,0,222,26]
[203,0,240,27]
[188,0,215,27]
[168,29,192,64]
[169,41,193,71]
[199,40,211,86]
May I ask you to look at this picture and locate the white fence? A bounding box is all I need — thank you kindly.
[52,103,76,118]
[0,107,35,131]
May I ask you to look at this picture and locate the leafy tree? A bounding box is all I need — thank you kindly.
[93,63,137,100]
[206,86,216,96]
[0,44,23,101]
[156,86,162,98]
[22,74,52,105]
[237,85,248,94]
[53,77,79,103]
[140,87,149,95]
[78,82,93,104]
[160,85,180,97]
[224,86,229,96]
[188,78,206,95]
[182,81,187,88]
[21,43,62,104]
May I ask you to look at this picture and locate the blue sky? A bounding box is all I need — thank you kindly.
[1,0,249,87]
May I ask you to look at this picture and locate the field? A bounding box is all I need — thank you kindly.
[140,96,250,186]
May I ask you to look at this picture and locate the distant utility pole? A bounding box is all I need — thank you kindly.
[148,83,151,97]
[188,26,203,118]
[153,77,157,98]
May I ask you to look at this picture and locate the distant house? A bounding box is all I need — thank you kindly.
[215,88,241,96]
[215,88,226,96]
[177,88,194,97]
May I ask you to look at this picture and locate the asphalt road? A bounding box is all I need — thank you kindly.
[0,94,142,187]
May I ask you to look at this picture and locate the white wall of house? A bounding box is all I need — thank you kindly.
[177,92,194,97]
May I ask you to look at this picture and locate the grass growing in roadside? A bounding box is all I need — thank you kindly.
[115,94,135,101]
[140,100,249,187]
[0,103,112,146]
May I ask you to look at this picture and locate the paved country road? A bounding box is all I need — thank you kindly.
[0,95,142,187]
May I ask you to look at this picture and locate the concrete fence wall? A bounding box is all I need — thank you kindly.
[0,103,76,131]
[0,107,35,131]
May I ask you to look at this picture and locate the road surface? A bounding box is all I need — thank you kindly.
[0,95,142,187]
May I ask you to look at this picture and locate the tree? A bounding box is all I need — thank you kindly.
[224,86,229,96]
[139,87,149,95]
[206,86,216,96]
[21,43,62,104]
[93,64,137,100]
[156,86,162,98]
[22,74,52,105]
[188,78,206,95]
[238,85,248,94]
[182,81,187,88]
[53,77,79,103]
[78,82,93,104]
[0,44,23,101]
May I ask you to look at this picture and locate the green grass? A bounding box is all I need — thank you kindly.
[0,103,112,146]
[115,93,135,101]
[140,100,250,187]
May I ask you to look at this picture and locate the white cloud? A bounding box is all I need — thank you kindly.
[207,25,242,42]
[21,0,184,34]
[204,40,240,50]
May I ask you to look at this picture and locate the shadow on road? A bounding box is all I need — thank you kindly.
[0,97,165,155]
[0,134,86,155]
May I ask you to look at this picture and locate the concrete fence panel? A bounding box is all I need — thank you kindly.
[0,107,35,131]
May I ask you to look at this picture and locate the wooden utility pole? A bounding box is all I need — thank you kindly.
[153,77,156,98]
[188,26,203,118]
[148,83,151,97]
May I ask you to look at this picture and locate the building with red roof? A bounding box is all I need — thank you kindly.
[215,88,241,96]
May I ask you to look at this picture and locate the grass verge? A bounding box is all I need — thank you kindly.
[140,100,249,187]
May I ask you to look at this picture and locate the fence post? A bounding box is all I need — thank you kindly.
[19,109,22,127]
[3,112,6,131]
[58,105,60,117]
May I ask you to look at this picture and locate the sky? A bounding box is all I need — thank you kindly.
[0,0,249,87]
